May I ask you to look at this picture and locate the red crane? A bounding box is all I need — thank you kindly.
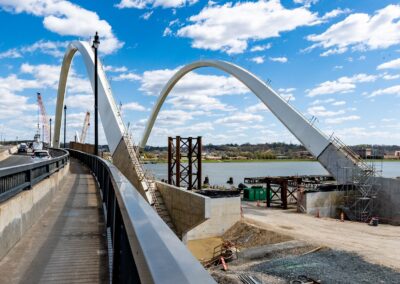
[37,92,50,144]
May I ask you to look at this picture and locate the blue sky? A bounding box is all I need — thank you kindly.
[0,0,399,146]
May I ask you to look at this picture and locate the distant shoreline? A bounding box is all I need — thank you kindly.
[142,158,400,164]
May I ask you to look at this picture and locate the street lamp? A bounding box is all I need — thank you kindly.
[64,105,67,148]
[92,31,100,156]
[49,118,52,148]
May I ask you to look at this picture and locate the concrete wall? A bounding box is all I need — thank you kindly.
[156,182,210,239]
[186,196,241,241]
[0,163,69,260]
[374,177,400,225]
[69,142,95,155]
[302,190,345,218]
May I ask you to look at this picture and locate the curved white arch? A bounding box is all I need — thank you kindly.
[53,41,125,153]
[140,60,330,158]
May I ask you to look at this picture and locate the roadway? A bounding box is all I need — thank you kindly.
[0,153,33,168]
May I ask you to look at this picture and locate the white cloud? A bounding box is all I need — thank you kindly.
[293,0,318,7]
[156,109,194,126]
[382,73,400,80]
[115,0,197,9]
[310,98,335,105]
[65,95,93,110]
[0,0,123,54]
[269,56,288,63]
[377,58,400,70]
[307,73,377,97]
[250,43,272,52]
[216,113,263,125]
[307,5,400,56]
[320,8,351,21]
[167,94,236,112]
[163,27,173,37]
[177,0,319,54]
[112,72,142,81]
[139,66,248,97]
[141,11,153,20]
[122,102,146,111]
[250,56,265,64]
[369,85,400,98]
[307,105,345,117]
[245,103,269,112]
[0,49,22,59]
[325,115,360,124]
[332,100,346,106]
[103,65,128,73]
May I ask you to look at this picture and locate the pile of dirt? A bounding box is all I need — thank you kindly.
[223,222,292,249]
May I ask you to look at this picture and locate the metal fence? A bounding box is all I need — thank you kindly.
[68,149,215,284]
[0,149,69,203]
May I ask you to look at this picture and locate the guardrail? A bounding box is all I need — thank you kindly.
[0,149,69,203]
[68,149,215,284]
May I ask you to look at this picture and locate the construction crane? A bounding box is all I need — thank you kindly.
[80,111,90,143]
[37,92,50,144]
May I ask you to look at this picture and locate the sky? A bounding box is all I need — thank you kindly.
[0,0,399,147]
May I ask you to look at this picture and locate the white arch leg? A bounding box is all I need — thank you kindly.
[53,41,125,154]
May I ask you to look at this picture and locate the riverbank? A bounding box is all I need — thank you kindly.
[142,159,317,164]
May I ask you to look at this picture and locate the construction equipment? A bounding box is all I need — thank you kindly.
[37,93,50,145]
[80,111,90,143]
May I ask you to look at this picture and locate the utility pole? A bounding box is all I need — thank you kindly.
[49,118,52,148]
[64,105,67,148]
[92,32,100,156]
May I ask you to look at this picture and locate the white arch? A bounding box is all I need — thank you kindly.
[140,60,330,158]
[53,41,125,153]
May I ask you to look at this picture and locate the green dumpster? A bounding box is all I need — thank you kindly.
[243,187,255,201]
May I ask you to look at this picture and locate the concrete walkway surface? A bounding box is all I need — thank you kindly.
[0,159,109,283]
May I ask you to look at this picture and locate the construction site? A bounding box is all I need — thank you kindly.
[1,43,399,283]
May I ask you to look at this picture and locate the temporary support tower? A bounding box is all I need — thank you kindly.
[168,136,202,190]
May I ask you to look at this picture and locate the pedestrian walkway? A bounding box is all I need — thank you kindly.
[0,159,109,284]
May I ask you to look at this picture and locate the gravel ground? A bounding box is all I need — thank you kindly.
[251,249,400,283]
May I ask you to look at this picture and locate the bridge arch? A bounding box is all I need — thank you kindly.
[53,41,125,153]
[140,60,330,158]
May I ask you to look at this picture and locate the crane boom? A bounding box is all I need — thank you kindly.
[80,111,90,143]
[37,92,50,144]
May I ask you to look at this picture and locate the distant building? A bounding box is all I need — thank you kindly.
[355,147,383,159]
[293,150,313,159]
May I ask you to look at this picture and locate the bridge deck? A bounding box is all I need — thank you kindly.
[0,158,109,283]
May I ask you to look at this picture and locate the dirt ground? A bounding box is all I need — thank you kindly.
[223,222,292,249]
[242,201,400,270]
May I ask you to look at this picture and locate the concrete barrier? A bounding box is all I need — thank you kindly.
[0,146,17,162]
[156,182,211,239]
[0,162,69,260]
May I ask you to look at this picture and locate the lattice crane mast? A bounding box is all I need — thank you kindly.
[37,92,50,144]
[80,111,90,143]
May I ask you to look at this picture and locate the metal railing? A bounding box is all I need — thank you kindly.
[0,149,69,203]
[68,149,215,284]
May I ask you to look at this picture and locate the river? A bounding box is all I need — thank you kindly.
[143,161,400,187]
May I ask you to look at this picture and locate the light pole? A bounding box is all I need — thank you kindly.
[64,105,67,148]
[92,32,100,156]
[49,118,52,148]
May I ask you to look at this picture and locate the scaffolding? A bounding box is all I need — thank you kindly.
[333,137,383,222]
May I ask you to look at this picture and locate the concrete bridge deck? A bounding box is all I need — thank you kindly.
[0,159,108,284]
